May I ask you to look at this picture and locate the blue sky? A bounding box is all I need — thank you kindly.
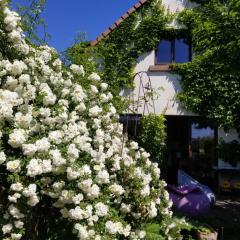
[12,0,138,52]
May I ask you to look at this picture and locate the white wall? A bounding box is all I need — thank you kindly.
[162,0,196,13]
[218,128,239,143]
[126,0,196,116]
[129,50,195,116]
[122,0,240,169]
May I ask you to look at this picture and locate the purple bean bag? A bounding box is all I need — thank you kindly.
[178,170,215,206]
[168,184,210,216]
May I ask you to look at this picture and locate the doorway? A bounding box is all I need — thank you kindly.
[166,116,217,188]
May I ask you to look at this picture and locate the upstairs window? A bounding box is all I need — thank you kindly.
[156,38,191,64]
[156,40,172,64]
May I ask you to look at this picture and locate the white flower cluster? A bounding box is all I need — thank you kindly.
[0,2,175,240]
[105,221,131,237]
[3,5,29,54]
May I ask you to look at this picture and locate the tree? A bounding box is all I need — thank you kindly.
[13,0,49,44]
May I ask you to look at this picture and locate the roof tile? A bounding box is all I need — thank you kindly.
[90,0,149,46]
[122,13,129,19]
[109,23,117,31]
[102,29,111,37]
[127,7,136,14]
[134,2,142,9]
[115,18,124,26]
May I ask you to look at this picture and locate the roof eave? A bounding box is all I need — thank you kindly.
[90,0,149,47]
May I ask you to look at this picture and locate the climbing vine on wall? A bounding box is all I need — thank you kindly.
[67,0,171,111]
[175,0,240,132]
[68,0,240,134]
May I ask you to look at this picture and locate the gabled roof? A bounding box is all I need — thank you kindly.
[90,0,149,46]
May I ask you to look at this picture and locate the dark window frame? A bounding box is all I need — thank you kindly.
[155,38,192,65]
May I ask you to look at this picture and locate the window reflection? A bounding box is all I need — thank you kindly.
[191,122,215,160]
[175,39,190,63]
[156,40,172,64]
[192,123,214,139]
[190,121,215,186]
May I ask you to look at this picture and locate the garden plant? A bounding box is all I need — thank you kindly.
[0,0,185,239]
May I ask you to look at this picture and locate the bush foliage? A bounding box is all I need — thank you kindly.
[139,114,166,168]
[0,1,182,239]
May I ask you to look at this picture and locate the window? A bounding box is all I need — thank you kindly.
[156,38,191,64]
[175,39,190,63]
[166,116,217,187]
[119,114,141,140]
[156,40,172,64]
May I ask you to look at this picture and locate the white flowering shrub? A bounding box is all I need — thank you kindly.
[0,1,180,239]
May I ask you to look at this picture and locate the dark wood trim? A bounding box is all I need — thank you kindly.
[189,38,193,62]
[214,126,218,166]
[171,39,175,63]
[187,117,191,159]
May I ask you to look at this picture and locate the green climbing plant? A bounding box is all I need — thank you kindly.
[139,114,166,167]
[175,0,240,132]
[67,0,172,111]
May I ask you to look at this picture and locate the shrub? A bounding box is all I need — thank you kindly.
[139,114,166,168]
[0,1,180,239]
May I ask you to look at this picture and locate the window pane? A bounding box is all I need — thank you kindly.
[190,120,215,187]
[175,38,190,63]
[119,114,141,140]
[156,40,172,64]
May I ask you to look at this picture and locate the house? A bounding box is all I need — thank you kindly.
[90,0,240,191]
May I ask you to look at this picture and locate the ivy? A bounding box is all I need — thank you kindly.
[67,0,171,111]
[139,114,166,168]
[66,0,192,173]
[175,0,240,132]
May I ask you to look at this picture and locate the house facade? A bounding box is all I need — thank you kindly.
[91,0,240,191]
